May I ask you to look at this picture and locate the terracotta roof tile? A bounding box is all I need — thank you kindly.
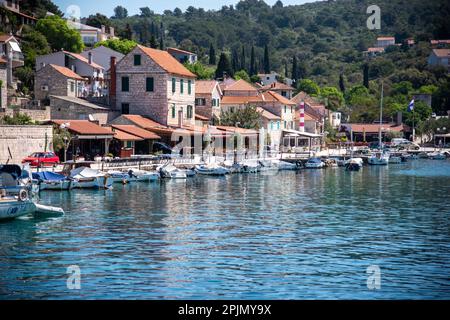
[432,49,450,58]
[110,125,161,140]
[49,64,85,80]
[223,79,258,92]
[52,120,114,136]
[167,47,196,55]
[343,123,408,133]
[138,45,196,78]
[104,127,143,141]
[195,113,209,121]
[263,91,296,105]
[195,80,220,94]
[256,107,280,120]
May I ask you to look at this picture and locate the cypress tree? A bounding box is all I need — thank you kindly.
[209,43,216,65]
[232,49,239,73]
[125,23,132,40]
[240,45,246,72]
[215,52,234,79]
[263,44,270,74]
[339,73,346,92]
[149,35,157,49]
[159,36,164,50]
[292,56,298,82]
[250,45,256,76]
[363,63,369,88]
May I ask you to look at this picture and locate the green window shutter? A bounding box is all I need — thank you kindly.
[172,78,176,93]
[122,77,129,92]
[146,77,154,92]
[188,80,192,94]
[134,54,141,66]
[180,79,184,94]
[171,105,176,118]
[212,99,215,107]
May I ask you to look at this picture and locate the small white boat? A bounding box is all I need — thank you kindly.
[34,203,65,216]
[368,152,389,165]
[305,158,325,169]
[389,156,402,164]
[258,160,280,171]
[70,167,113,189]
[0,194,36,220]
[346,158,362,171]
[195,164,230,176]
[109,170,159,183]
[428,152,446,160]
[32,171,72,191]
[344,158,363,167]
[158,164,188,179]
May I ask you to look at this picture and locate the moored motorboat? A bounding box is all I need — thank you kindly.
[345,158,362,171]
[428,152,446,160]
[158,164,188,179]
[70,167,113,189]
[305,158,325,169]
[195,164,230,176]
[368,151,389,165]
[32,171,72,191]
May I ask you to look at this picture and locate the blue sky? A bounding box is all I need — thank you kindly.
[53,0,315,17]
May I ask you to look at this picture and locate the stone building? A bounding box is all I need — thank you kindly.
[167,47,197,64]
[0,57,6,109]
[34,64,87,102]
[81,45,124,70]
[194,80,222,121]
[260,81,295,99]
[113,45,196,127]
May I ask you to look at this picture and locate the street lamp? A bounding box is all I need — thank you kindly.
[60,122,71,162]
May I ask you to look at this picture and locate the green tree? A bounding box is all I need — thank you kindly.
[291,56,298,82]
[219,105,262,129]
[85,13,110,28]
[20,26,50,68]
[94,38,137,55]
[234,70,251,82]
[215,52,234,79]
[297,79,320,95]
[320,86,345,111]
[250,46,256,76]
[263,44,270,74]
[140,7,153,17]
[113,6,128,19]
[209,43,216,65]
[2,113,34,125]
[184,62,215,80]
[36,15,84,53]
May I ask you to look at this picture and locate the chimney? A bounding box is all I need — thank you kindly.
[88,52,93,65]
[109,56,117,109]
[299,102,305,133]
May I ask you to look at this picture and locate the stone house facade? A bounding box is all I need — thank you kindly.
[114,45,196,127]
[195,80,222,121]
[34,64,86,102]
[0,59,6,109]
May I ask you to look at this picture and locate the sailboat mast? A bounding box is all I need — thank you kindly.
[379,81,384,147]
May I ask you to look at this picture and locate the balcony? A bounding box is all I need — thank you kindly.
[11,51,24,68]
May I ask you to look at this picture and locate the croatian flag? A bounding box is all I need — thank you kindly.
[407,99,414,112]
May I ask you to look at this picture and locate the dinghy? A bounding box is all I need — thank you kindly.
[34,203,65,216]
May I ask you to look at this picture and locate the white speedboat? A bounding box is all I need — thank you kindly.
[195,164,230,176]
[70,167,113,189]
[305,158,325,169]
[0,194,36,220]
[368,152,389,165]
[345,158,362,171]
[238,160,260,173]
[158,164,188,179]
[389,156,402,164]
[429,152,446,160]
[258,160,280,171]
[344,158,363,167]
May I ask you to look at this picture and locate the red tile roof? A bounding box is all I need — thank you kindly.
[257,107,280,120]
[367,47,385,53]
[195,113,209,121]
[432,49,450,58]
[104,127,143,141]
[110,125,161,140]
[0,34,15,42]
[49,64,85,80]
[120,115,175,135]
[221,95,262,105]
[377,37,395,41]
[52,120,114,136]
[195,80,220,94]
[138,45,196,78]
[223,79,258,92]
[261,81,294,91]
[263,91,296,106]
[344,123,408,133]
[0,57,6,64]
[167,47,196,56]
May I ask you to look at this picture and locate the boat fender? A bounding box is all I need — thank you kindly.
[19,189,29,202]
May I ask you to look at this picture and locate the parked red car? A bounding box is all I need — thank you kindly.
[22,152,60,167]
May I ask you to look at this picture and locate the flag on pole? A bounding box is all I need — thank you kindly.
[407,99,414,112]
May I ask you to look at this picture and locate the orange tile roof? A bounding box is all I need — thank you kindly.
[263,91,296,105]
[138,45,196,78]
[377,37,395,41]
[195,113,209,121]
[432,49,450,58]
[49,64,85,80]
[195,80,220,94]
[223,79,258,92]
[431,40,450,45]
[0,34,14,42]
[256,107,280,120]
[120,115,175,135]
[104,127,143,141]
[52,120,114,136]
[0,57,6,64]
[367,47,385,52]
[262,81,294,91]
[110,125,161,140]
[63,50,104,70]
[221,95,262,105]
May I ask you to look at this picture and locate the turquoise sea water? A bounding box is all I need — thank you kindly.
[0,159,449,299]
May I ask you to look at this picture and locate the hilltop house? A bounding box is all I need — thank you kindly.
[260,81,295,99]
[428,49,450,71]
[167,47,197,64]
[0,0,37,32]
[194,80,222,121]
[430,40,450,48]
[67,20,117,47]
[113,45,196,127]
[376,36,395,48]
[36,50,105,97]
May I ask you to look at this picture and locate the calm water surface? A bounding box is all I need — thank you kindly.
[1,160,449,299]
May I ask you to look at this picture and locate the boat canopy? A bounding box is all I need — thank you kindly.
[70,167,104,178]
[0,165,22,179]
[32,171,67,181]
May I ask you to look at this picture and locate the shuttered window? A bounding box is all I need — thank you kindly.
[146,77,154,92]
[134,54,141,66]
[121,77,129,92]
[180,79,184,94]
[187,105,193,119]
[188,80,192,94]
[172,78,176,93]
